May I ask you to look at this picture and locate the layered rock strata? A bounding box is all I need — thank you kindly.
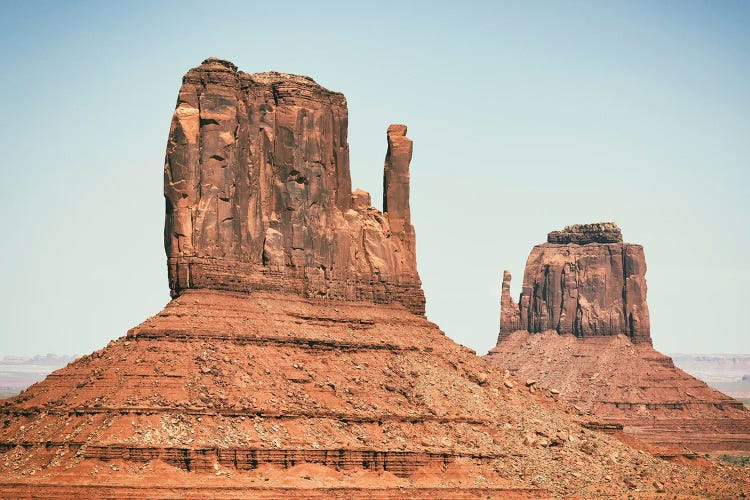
[488,332,750,453]
[165,58,424,314]
[547,222,622,244]
[489,223,750,454]
[3,290,749,497]
[1,63,749,498]
[498,222,650,344]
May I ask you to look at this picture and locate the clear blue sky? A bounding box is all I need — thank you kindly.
[1,1,749,357]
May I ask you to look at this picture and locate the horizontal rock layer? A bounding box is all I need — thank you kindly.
[547,222,623,244]
[487,331,750,453]
[165,58,424,313]
[0,485,542,500]
[3,290,745,496]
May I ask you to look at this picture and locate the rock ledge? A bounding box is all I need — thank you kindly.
[547,222,623,244]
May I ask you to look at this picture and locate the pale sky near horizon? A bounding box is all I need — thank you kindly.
[1,1,749,357]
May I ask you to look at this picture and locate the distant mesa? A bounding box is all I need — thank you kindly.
[499,222,650,344]
[488,222,750,454]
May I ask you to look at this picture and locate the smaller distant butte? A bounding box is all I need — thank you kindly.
[488,222,750,454]
[499,222,650,343]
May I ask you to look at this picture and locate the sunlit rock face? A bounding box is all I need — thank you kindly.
[164,58,424,314]
[498,222,651,344]
[491,223,750,455]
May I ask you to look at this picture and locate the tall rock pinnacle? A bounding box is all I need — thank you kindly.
[498,222,651,343]
[164,58,424,314]
[383,124,412,234]
[499,270,523,335]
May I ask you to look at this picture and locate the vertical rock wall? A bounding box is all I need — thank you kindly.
[498,223,651,343]
[164,58,424,314]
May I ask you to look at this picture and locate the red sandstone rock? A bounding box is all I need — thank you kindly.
[500,270,522,334]
[383,124,412,236]
[547,222,623,244]
[488,331,750,454]
[0,63,748,498]
[499,222,650,344]
[2,290,748,497]
[165,58,424,314]
[490,222,750,454]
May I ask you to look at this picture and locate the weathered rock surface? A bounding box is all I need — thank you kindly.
[1,64,748,498]
[500,271,522,335]
[488,332,750,453]
[547,222,622,244]
[489,223,750,454]
[498,222,650,344]
[165,58,424,314]
[3,291,749,498]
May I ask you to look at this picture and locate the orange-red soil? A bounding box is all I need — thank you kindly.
[1,291,748,497]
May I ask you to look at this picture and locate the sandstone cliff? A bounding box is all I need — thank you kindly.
[165,58,424,314]
[498,222,651,344]
[489,222,750,454]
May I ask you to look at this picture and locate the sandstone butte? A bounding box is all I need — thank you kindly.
[488,222,750,456]
[0,59,748,499]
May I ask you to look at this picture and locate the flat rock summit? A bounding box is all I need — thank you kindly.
[0,60,748,498]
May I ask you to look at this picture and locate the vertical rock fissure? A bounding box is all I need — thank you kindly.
[622,245,630,340]
[164,59,425,314]
[499,223,650,342]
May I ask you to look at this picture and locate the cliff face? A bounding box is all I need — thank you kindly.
[499,223,651,344]
[164,58,424,314]
[490,222,750,454]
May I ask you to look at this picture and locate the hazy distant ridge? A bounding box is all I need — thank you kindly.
[671,353,750,398]
[0,354,76,399]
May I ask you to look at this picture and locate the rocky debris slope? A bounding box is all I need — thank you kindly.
[2,290,749,498]
[498,222,650,344]
[489,223,750,454]
[165,58,424,314]
[488,331,750,453]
